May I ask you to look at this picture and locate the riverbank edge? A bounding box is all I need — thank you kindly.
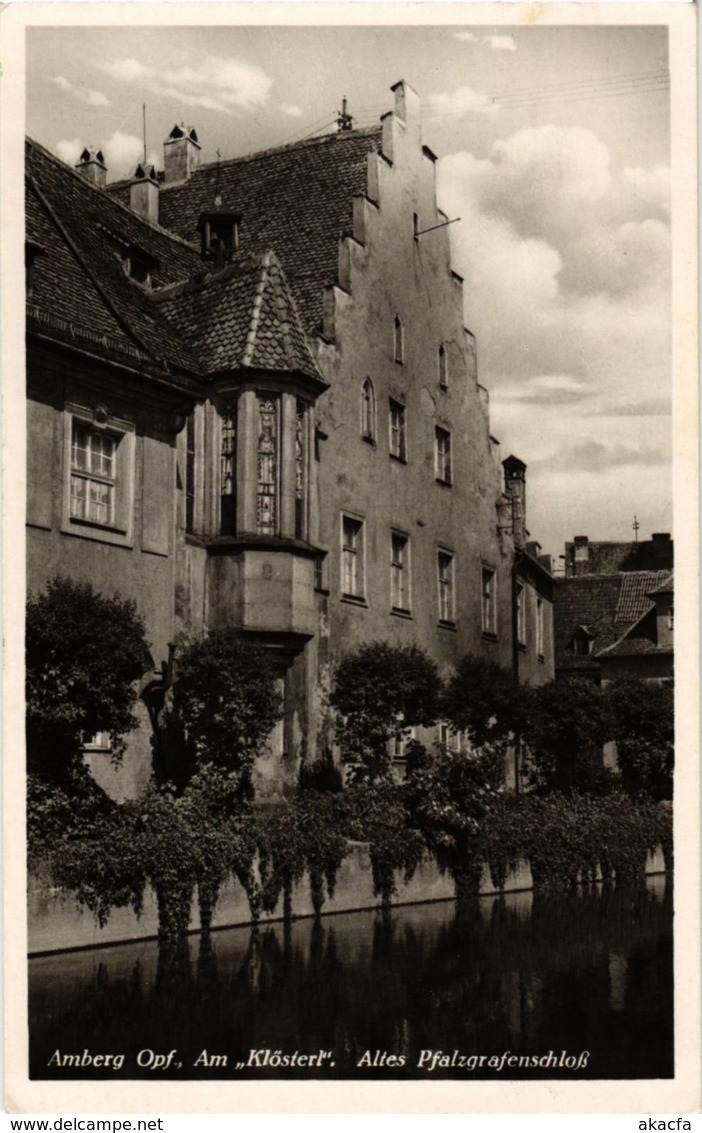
[27,842,668,957]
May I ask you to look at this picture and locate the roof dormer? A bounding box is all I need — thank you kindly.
[197,202,241,267]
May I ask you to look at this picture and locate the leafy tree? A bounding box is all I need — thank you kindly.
[330,642,442,781]
[404,740,505,902]
[158,630,283,798]
[340,778,425,908]
[442,654,520,745]
[26,576,151,782]
[605,677,674,800]
[520,678,617,796]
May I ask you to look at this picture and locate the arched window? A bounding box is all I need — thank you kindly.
[439,343,448,389]
[360,378,376,442]
[393,315,404,364]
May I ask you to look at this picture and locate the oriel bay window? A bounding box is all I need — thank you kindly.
[206,391,314,541]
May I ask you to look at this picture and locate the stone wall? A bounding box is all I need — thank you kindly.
[27,844,666,956]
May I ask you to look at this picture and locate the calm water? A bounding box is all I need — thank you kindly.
[29,877,673,1080]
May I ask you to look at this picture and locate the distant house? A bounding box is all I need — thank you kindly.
[554,533,673,685]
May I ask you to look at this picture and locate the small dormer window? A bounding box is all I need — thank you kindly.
[123,254,152,287]
[198,206,241,266]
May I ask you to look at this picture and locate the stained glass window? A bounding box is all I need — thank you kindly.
[257,396,279,535]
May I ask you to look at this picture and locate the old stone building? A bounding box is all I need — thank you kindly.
[26,81,554,800]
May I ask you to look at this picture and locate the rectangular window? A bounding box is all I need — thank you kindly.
[667,606,674,631]
[219,410,236,535]
[389,400,407,461]
[516,581,526,644]
[70,423,116,526]
[256,395,280,535]
[391,532,410,611]
[295,400,307,539]
[536,596,544,657]
[435,426,452,484]
[390,726,415,761]
[342,515,364,599]
[482,567,497,635]
[83,731,112,752]
[438,550,455,623]
[439,344,448,390]
[439,723,461,753]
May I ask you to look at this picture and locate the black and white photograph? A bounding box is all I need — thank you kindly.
[3,2,698,1116]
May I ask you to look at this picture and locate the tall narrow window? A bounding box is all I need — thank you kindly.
[391,532,410,612]
[536,596,545,657]
[394,315,404,364]
[256,396,279,535]
[389,399,407,461]
[219,411,236,535]
[439,343,448,389]
[438,550,455,623]
[360,379,375,442]
[667,606,674,632]
[516,580,526,644]
[342,515,364,599]
[295,400,306,539]
[435,426,452,484]
[482,567,497,635]
[70,423,116,526]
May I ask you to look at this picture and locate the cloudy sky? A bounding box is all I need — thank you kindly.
[26,23,672,562]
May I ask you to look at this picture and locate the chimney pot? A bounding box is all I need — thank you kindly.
[129,164,159,223]
[164,124,201,184]
[75,146,107,189]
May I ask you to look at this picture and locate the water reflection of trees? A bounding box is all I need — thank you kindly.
[30,881,672,1080]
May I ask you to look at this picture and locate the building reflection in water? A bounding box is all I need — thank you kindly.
[30,877,672,1080]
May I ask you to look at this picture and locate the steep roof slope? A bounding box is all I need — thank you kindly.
[111,127,383,337]
[26,139,204,383]
[154,250,323,381]
[554,570,672,673]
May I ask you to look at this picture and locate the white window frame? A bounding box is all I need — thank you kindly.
[390,531,411,612]
[62,403,135,548]
[437,549,455,624]
[390,725,415,761]
[341,513,365,601]
[435,426,452,484]
[438,723,462,754]
[389,399,407,461]
[481,566,497,635]
[83,731,112,753]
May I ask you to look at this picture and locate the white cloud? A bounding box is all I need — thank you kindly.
[427,86,498,117]
[54,75,110,108]
[56,138,83,166]
[486,35,517,51]
[436,127,671,554]
[453,31,517,50]
[279,103,303,118]
[96,54,274,116]
[101,131,145,177]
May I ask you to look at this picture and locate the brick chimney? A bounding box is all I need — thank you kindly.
[129,164,159,223]
[75,147,106,189]
[163,124,201,184]
[502,455,527,549]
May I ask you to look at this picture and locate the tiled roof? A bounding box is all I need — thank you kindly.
[110,127,383,337]
[554,575,624,667]
[648,571,674,595]
[26,139,204,383]
[554,570,672,671]
[154,251,323,381]
[614,571,672,622]
[565,539,673,575]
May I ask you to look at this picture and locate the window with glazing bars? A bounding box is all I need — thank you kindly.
[70,423,116,526]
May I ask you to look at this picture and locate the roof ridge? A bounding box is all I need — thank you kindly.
[242,251,271,367]
[26,137,200,254]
